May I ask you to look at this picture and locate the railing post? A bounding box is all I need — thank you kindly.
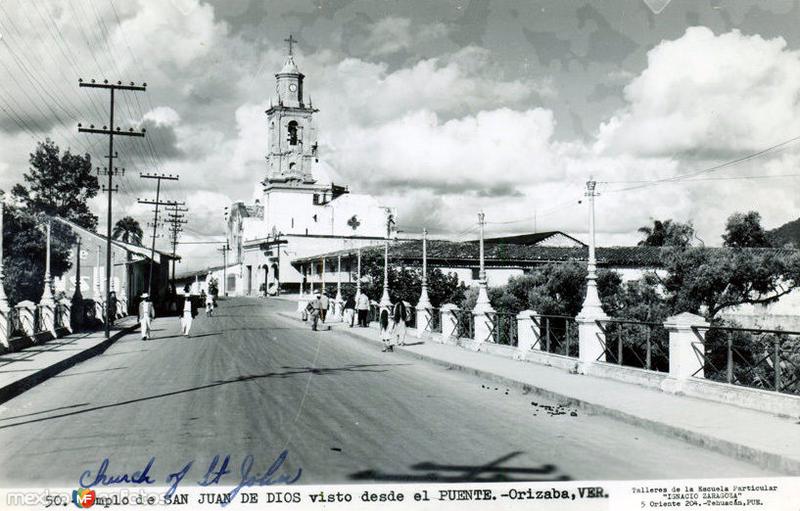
[664,312,708,381]
[15,300,36,339]
[577,316,607,373]
[0,302,9,350]
[473,310,493,346]
[59,297,73,334]
[440,303,458,342]
[416,305,432,338]
[516,310,538,354]
[39,302,57,338]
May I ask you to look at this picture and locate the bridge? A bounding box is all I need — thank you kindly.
[0,296,796,488]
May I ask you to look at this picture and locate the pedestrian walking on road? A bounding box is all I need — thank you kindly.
[356,290,370,327]
[180,291,197,337]
[107,291,118,327]
[343,294,356,327]
[392,300,409,346]
[380,307,394,352]
[205,290,214,317]
[319,291,330,323]
[307,293,322,331]
[139,293,154,340]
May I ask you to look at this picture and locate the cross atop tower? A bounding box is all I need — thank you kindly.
[284,34,297,56]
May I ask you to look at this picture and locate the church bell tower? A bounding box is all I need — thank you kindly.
[265,35,318,185]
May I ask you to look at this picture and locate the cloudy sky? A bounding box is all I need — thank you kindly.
[1,0,800,272]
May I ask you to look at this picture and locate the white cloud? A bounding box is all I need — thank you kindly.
[360,16,449,57]
[596,27,800,157]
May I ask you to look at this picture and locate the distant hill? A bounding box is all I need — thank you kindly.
[767,218,800,248]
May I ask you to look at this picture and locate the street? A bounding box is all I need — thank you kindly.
[0,297,776,489]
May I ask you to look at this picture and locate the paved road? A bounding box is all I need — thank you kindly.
[0,297,775,488]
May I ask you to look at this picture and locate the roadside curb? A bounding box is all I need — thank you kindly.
[0,320,138,405]
[277,310,800,475]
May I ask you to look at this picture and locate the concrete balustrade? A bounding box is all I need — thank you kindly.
[59,298,72,334]
[15,301,36,338]
[473,310,493,346]
[576,315,607,373]
[664,312,708,380]
[440,303,459,342]
[0,307,9,349]
[516,310,538,354]
[39,302,57,338]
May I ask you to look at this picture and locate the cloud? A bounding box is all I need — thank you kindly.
[359,16,449,57]
[596,27,800,158]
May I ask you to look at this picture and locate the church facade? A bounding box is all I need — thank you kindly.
[221,42,391,296]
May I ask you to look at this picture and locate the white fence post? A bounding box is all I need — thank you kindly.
[516,310,538,354]
[473,310,493,346]
[440,303,458,342]
[577,316,606,373]
[664,312,708,380]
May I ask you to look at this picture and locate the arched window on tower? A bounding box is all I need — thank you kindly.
[287,121,298,146]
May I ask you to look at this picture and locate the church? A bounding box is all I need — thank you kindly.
[220,38,392,296]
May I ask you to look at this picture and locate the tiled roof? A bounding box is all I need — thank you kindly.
[291,241,799,269]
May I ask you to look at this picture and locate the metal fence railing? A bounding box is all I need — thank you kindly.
[453,309,474,339]
[530,314,579,358]
[424,308,441,333]
[694,325,800,395]
[483,311,518,345]
[596,319,669,372]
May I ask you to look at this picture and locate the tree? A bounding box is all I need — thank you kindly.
[11,139,99,230]
[637,219,694,248]
[113,216,143,246]
[722,211,771,248]
[659,246,800,318]
[1,140,97,303]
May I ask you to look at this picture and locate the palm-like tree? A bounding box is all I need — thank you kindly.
[112,216,143,246]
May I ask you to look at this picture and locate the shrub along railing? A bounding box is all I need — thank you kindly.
[694,325,800,395]
[531,314,579,358]
[596,319,669,372]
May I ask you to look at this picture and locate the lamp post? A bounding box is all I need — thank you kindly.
[473,212,493,313]
[41,220,54,305]
[0,202,8,312]
[417,228,431,309]
[578,179,605,318]
[356,246,362,297]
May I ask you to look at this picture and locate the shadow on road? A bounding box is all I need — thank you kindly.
[349,452,570,482]
[0,363,409,431]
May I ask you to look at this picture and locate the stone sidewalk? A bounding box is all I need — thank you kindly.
[277,306,800,475]
[0,317,137,404]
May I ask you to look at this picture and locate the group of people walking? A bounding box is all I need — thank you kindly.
[304,289,410,352]
[138,286,216,340]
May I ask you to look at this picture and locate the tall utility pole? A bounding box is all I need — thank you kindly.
[218,242,231,296]
[165,204,189,285]
[138,185,181,300]
[78,79,147,339]
[139,173,180,298]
